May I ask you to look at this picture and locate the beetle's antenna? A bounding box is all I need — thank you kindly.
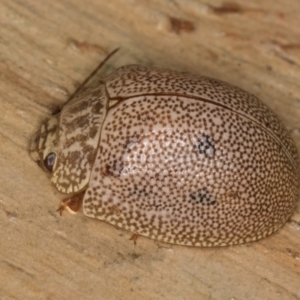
[64,48,120,106]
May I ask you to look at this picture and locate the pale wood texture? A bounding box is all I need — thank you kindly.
[1,1,300,299]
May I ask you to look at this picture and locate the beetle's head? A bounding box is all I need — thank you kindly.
[30,108,97,195]
[30,113,60,175]
[30,94,104,195]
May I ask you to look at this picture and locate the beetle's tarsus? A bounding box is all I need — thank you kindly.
[129,233,139,245]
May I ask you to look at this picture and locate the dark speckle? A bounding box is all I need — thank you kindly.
[190,188,216,205]
[103,160,124,177]
[196,134,215,157]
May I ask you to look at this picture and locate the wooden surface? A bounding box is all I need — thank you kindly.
[1,0,300,299]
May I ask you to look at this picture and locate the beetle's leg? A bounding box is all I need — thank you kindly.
[129,233,139,245]
[57,190,85,215]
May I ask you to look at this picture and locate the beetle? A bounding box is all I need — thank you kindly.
[30,53,299,247]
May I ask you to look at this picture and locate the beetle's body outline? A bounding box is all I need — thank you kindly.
[30,64,299,247]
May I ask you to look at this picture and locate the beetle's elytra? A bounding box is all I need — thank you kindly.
[30,64,299,247]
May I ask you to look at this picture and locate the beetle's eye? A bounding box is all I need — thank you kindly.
[44,152,56,172]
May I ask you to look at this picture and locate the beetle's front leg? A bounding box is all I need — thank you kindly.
[57,190,86,215]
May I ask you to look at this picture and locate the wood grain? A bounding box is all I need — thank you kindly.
[1,0,300,299]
